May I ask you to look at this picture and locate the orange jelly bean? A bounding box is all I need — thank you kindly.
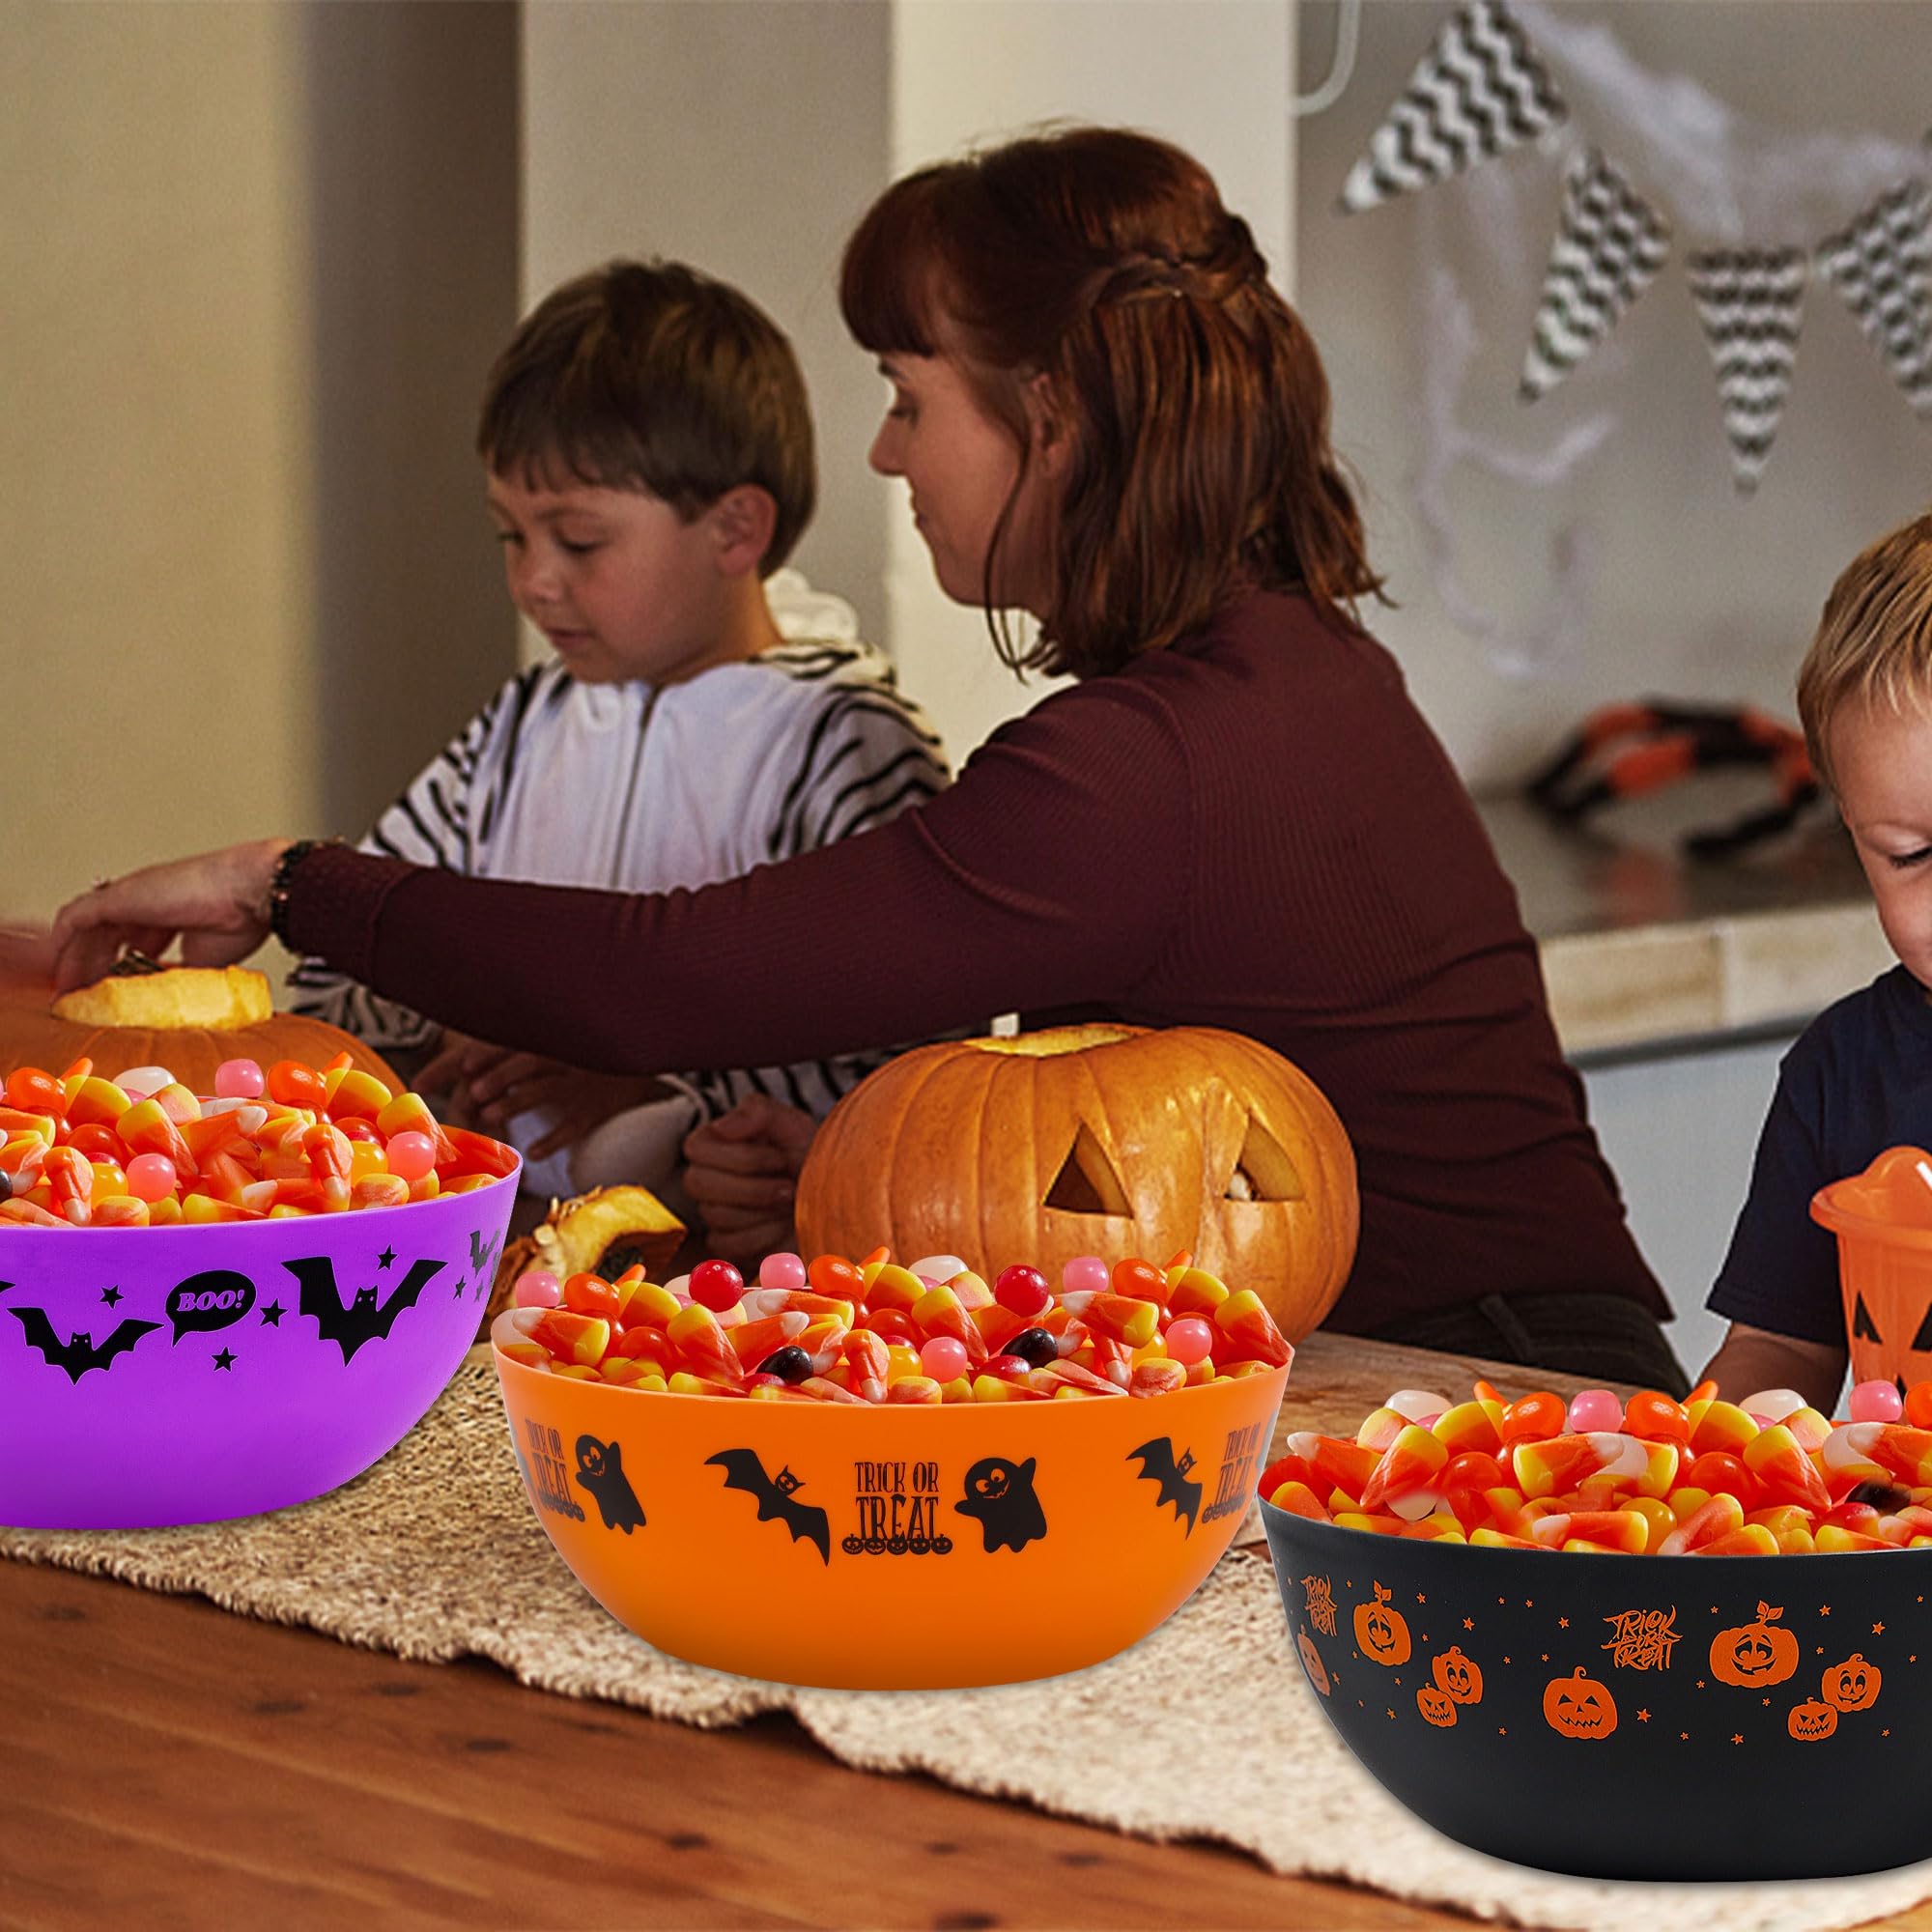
[1498,1390,1567,1443]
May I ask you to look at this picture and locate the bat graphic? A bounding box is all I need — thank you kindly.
[1128,1436,1201,1535]
[706,1448,831,1564]
[286,1255,444,1362]
[12,1306,160,1383]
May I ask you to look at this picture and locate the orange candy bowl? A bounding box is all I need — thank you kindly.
[492,1341,1289,1690]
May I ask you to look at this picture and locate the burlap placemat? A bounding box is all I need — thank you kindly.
[4,1350,1929,1932]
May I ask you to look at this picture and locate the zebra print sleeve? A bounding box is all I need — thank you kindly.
[768,683,950,864]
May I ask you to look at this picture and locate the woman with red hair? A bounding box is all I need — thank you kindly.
[54,127,1683,1389]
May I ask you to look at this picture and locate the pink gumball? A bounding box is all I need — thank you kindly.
[384,1129,437,1181]
[1566,1388,1625,1434]
[513,1269,561,1309]
[214,1057,266,1099]
[920,1335,969,1382]
[124,1152,178,1203]
[1164,1315,1214,1366]
[1850,1378,1904,1424]
[758,1251,807,1291]
[1061,1254,1109,1295]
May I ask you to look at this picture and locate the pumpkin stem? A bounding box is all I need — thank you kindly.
[107,949,168,978]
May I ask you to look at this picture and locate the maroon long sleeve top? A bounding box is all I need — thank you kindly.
[289,587,1665,1335]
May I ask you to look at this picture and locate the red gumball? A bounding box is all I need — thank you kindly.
[689,1259,746,1313]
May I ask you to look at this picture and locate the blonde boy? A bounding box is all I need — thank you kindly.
[1703,511,1932,1410]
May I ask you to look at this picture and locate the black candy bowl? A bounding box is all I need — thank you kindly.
[1261,1500,1932,1881]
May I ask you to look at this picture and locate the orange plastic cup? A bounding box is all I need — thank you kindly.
[1811,1145,1932,1393]
[493,1347,1289,1689]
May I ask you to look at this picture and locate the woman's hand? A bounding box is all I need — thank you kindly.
[681,1094,820,1267]
[49,839,294,991]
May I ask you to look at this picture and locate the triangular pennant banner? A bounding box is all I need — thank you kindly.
[1685,247,1806,494]
[1338,0,1566,214]
[1520,148,1672,401]
[1815,178,1932,415]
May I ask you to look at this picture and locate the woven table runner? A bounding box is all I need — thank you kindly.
[4,1349,1928,1932]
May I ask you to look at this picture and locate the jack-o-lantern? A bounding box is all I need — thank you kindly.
[793,1025,1357,1343]
[1812,1145,1932,1393]
[1416,1684,1458,1727]
[1297,1629,1331,1697]
[1,962,400,1096]
[1543,1666,1618,1740]
[1822,1652,1882,1712]
[1353,1581,1411,1666]
[1431,1645,1484,1705]
[1709,1602,1799,1688]
[1788,1697,1839,1741]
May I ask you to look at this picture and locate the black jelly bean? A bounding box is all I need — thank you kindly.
[758,1345,812,1383]
[1008,1326,1059,1368]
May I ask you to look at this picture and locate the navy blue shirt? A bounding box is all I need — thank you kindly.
[1709,965,1932,1346]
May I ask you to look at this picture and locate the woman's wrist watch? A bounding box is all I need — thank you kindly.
[264,838,331,945]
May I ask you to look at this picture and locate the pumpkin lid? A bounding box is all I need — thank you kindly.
[51,965,275,1032]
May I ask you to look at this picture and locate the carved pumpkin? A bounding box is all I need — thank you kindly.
[1296,1629,1331,1697]
[1708,1602,1799,1689]
[1788,1696,1838,1741]
[1352,1581,1410,1666]
[1813,1145,1932,1394]
[794,1025,1357,1342]
[1,964,400,1096]
[1822,1652,1882,1712]
[1431,1645,1484,1705]
[1416,1684,1458,1727]
[1543,1666,1618,1739]
[486,1185,686,1335]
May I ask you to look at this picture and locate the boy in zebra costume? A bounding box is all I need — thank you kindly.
[288,260,950,1218]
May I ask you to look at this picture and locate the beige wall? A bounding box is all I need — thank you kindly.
[1,1,518,929]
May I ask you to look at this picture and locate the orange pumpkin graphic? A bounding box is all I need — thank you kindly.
[1788,1696,1839,1741]
[1297,1629,1331,1697]
[1822,1652,1882,1712]
[1353,1581,1411,1666]
[1416,1683,1458,1727]
[1431,1644,1484,1705]
[1543,1665,1618,1739]
[1708,1602,1799,1688]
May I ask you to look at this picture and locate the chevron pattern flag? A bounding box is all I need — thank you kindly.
[1520,149,1671,401]
[1815,179,1932,414]
[1686,248,1807,494]
[1338,0,1566,215]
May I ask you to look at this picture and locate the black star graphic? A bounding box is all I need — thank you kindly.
[0,1280,12,1294]
[259,1300,285,1327]
[100,1287,124,1308]
[452,1275,468,1299]
[213,1349,236,1371]
[377,1246,396,1270]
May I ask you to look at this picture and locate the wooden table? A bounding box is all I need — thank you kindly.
[6,1333,1930,1932]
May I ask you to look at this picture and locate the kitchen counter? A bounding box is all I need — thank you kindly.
[1477,789,1889,1061]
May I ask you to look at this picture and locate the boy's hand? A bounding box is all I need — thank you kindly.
[418,1032,668,1159]
[682,1094,819,1267]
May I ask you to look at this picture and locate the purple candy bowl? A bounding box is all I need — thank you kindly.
[1,1165,519,1528]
